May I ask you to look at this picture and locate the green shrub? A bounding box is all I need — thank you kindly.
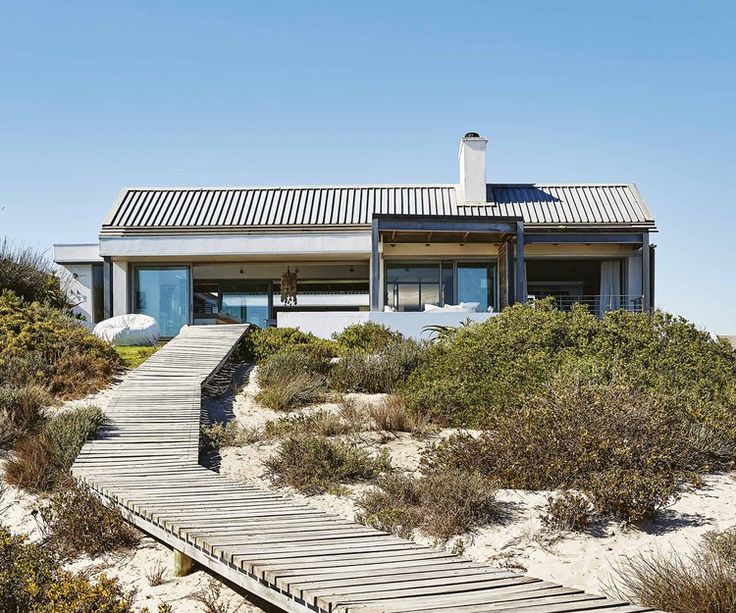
[264,409,355,438]
[0,239,70,309]
[332,322,405,353]
[424,379,717,523]
[256,372,327,411]
[256,350,331,388]
[241,326,339,362]
[114,345,159,369]
[0,384,51,449]
[5,406,104,492]
[201,421,262,450]
[542,491,594,532]
[264,433,391,494]
[0,292,120,398]
[608,528,736,611]
[404,300,736,430]
[329,340,425,393]
[358,470,500,540]
[41,482,139,558]
[0,526,134,612]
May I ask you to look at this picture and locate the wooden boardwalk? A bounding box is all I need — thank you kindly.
[73,325,657,613]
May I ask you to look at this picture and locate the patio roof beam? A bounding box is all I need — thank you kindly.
[375,216,519,235]
[524,233,643,244]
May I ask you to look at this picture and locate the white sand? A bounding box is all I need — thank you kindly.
[216,367,736,598]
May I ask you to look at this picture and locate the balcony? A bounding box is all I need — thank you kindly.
[527,294,644,314]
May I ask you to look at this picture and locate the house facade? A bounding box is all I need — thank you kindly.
[54,133,657,338]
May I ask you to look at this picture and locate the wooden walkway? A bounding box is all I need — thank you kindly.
[73,325,657,613]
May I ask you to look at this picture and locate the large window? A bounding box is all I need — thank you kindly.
[385,261,496,312]
[134,267,190,337]
[193,280,270,328]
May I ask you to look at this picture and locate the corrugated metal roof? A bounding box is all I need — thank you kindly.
[101,183,654,233]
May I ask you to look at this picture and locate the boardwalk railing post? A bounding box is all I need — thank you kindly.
[174,548,194,576]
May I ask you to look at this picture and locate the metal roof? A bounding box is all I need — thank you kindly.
[101,183,655,234]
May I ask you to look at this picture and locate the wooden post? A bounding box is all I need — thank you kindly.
[174,548,194,576]
[642,232,651,312]
[515,222,526,304]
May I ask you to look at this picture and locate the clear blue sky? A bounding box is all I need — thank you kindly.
[1,1,734,332]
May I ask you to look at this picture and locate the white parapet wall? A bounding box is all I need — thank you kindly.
[277,310,495,340]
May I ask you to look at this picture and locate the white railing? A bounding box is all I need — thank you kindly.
[528,294,644,313]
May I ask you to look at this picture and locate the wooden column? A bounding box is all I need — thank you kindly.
[515,222,527,304]
[370,219,380,310]
[174,549,194,576]
[102,256,113,320]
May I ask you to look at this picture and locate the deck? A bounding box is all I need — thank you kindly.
[72,324,657,613]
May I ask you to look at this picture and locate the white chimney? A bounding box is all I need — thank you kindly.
[458,132,488,203]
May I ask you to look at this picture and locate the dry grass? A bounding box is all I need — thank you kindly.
[542,491,594,532]
[40,482,139,558]
[255,372,326,411]
[368,395,433,437]
[264,409,355,438]
[608,528,736,611]
[358,470,501,540]
[0,384,51,449]
[4,406,104,493]
[264,433,391,495]
[201,421,263,450]
[192,578,238,613]
[144,560,168,587]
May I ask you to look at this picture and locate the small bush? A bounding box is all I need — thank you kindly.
[41,482,139,558]
[114,345,159,369]
[337,396,372,431]
[5,406,104,492]
[609,528,736,611]
[0,292,120,398]
[543,491,594,532]
[201,421,262,450]
[256,372,326,411]
[264,433,391,494]
[329,340,425,393]
[0,525,134,612]
[0,384,51,449]
[368,395,432,436]
[358,470,500,540]
[256,350,331,388]
[332,322,404,353]
[145,560,168,587]
[241,326,339,362]
[264,409,354,438]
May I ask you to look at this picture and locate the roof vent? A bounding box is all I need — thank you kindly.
[464,131,480,138]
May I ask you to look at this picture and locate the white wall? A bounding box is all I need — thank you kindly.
[277,310,494,340]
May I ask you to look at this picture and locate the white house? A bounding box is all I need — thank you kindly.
[54,133,656,338]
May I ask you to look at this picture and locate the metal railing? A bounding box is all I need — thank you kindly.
[527,294,644,313]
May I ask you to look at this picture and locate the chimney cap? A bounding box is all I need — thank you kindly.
[464,131,481,138]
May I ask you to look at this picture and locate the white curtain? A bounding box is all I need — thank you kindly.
[599,260,621,316]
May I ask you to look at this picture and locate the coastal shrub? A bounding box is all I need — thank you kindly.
[542,491,594,532]
[0,292,120,398]
[241,326,338,362]
[264,409,354,438]
[423,380,720,523]
[264,433,390,494]
[201,421,262,450]
[41,482,139,558]
[0,526,134,612]
[0,239,70,309]
[0,384,50,449]
[329,340,425,393]
[358,470,500,540]
[5,406,104,492]
[404,300,736,429]
[256,372,326,411]
[256,350,331,387]
[609,528,736,611]
[368,395,433,436]
[332,322,404,353]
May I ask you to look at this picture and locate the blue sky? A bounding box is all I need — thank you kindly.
[1,1,734,332]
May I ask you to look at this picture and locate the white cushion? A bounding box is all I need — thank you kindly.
[423,304,442,312]
[93,314,161,346]
[459,302,480,312]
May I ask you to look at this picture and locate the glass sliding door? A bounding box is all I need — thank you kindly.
[219,281,270,328]
[134,266,190,337]
[385,263,443,312]
[456,263,495,312]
